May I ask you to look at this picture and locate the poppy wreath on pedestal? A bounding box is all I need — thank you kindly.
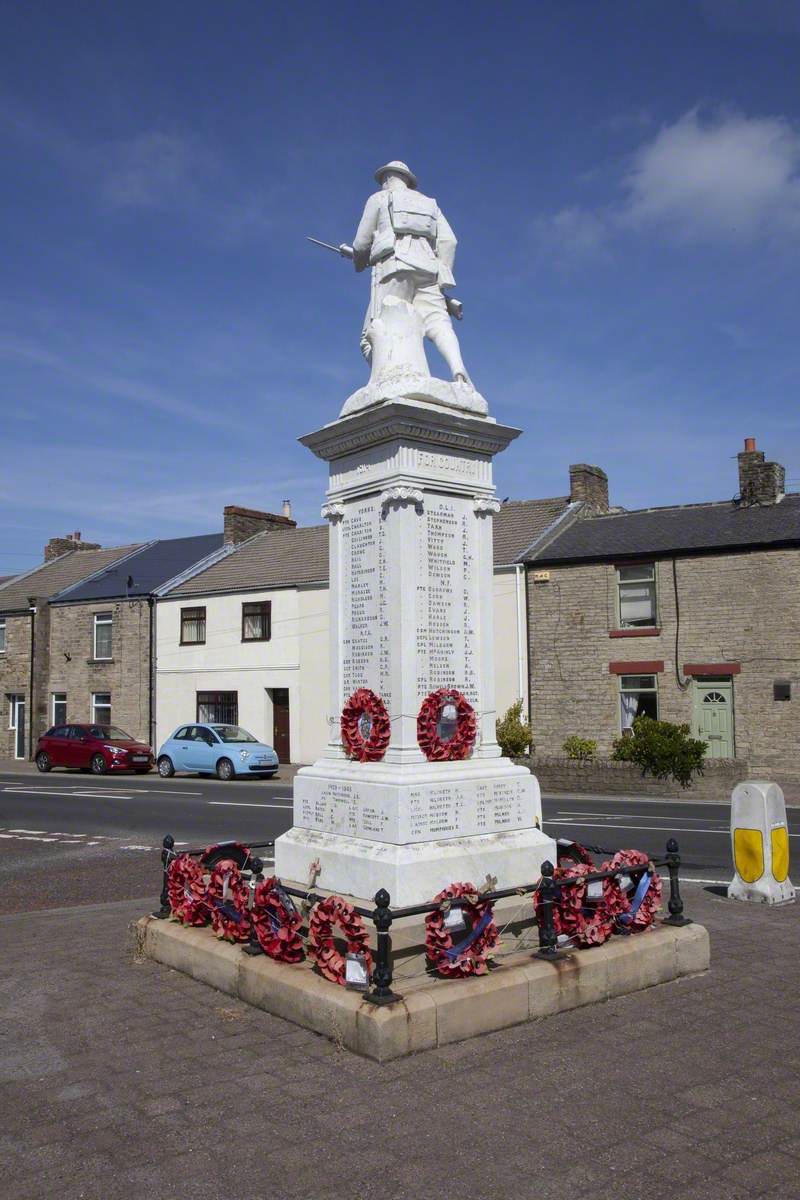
[556,839,595,869]
[207,858,251,942]
[604,849,662,931]
[251,876,304,963]
[340,688,391,762]
[166,853,209,926]
[308,895,373,986]
[425,882,499,977]
[416,689,476,762]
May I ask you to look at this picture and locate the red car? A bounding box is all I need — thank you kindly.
[35,723,155,775]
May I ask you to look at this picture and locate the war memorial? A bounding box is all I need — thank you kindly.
[140,160,709,1059]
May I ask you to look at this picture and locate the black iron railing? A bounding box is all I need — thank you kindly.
[151,835,690,1006]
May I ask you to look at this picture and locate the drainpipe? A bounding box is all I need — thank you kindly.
[515,565,527,715]
[149,596,155,750]
[27,600,36,759]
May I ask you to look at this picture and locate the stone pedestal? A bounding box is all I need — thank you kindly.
[275,396,555,905]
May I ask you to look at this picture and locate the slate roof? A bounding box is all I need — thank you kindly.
[493,497,572,565]
[165,497,574,597]
[0,545,143,614]
[527,493,800,565]
[51,533,224,603]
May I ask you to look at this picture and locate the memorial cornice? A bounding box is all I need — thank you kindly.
[300,401,521,463]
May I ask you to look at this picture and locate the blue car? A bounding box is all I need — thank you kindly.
[156,723,279,781]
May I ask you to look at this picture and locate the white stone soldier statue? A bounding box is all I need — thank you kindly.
[349,160,470,385]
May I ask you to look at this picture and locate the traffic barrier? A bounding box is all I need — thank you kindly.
[728,780,794,905]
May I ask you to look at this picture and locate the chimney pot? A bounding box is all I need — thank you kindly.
[282,499,292,520]
[744,437,756,453]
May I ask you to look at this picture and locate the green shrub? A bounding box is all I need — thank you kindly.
[496,700,533,758]
[562,735,597,761]
[611,715,706,788]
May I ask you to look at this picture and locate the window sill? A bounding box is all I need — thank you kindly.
[179,642,206,647]
[609,628,661,638]
[87,658,115,665]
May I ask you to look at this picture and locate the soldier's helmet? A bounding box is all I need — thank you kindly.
[374,160,417,189]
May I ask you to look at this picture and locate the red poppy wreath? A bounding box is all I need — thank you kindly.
[341,688,391,762]
[167,853,209,927]
[207,858,251,943]
[425,882,499,977]
[251,876,304,963]
[308,894,373,986]
[417,689,476,762]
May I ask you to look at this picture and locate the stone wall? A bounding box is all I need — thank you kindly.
[0,611,33,758]
[527,547,800,779]
[528,754,749,800]
[47,599,152,744]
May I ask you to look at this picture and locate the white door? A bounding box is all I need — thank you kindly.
[10,695,26,759]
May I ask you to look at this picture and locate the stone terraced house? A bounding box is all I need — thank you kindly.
[0,535,142,760]
[523,439,800,793]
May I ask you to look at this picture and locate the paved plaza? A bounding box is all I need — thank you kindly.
[1,885,798,1199]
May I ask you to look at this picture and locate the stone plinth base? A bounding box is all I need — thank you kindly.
[275,826,555,907]
[138,917,710,1063]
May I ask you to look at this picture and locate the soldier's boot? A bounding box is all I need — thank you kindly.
[429,324,470,385]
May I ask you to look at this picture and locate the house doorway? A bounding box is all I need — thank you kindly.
[9,694,25,760]
[692,678,734,759]
[269,688,291,763]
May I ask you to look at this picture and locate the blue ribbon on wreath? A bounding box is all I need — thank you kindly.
[212,898,244,924]
[443,909,494,962]
[617,871,652,926]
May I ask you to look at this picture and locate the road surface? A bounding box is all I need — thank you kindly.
[1,768,794,914]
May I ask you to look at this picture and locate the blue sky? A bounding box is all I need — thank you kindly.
[2,0,799,574]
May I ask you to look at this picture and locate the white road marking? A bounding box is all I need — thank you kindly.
[120,845,154,851]
[554,811,730,824]
[548,819,800,838]
[207,801,293,810]
[7,828,49,834]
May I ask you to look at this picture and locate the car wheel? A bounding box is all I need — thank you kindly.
[216,758,234,782]
[90,753,107,775]
[36,751,51,773]
[157,756,175,778]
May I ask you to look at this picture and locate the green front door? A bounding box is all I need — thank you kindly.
[693,680,734,759]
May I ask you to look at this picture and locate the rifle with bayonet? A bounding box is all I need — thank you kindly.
[306,236,464,320]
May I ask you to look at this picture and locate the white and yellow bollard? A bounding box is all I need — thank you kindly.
[728,781,794,905]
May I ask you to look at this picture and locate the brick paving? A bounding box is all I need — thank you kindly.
[1,887,798,1200]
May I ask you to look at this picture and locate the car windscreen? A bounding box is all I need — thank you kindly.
[211,725,259,744]
[90,726,134,741]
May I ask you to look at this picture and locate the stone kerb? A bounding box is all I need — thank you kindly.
[139,916,710,1062]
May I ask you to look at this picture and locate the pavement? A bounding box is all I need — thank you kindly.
[1,884,798,1199]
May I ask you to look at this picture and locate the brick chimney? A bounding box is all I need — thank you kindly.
[223,505,297,545]
[569,463,609,513]
[44,531,101,562]
[737,438,785,505]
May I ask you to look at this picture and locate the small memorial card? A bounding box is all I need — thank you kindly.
[586,880,604,902]
[617,874,632,892]
[345,952,369,991]
[444,906,466,932]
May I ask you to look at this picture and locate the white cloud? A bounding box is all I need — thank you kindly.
[531,205,612,268]
[623,109,800,240]
[102,130,216,211]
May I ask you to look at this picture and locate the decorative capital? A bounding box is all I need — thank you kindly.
[321,502,346,522]
[473,496,501,515]
[380,486,424,510]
